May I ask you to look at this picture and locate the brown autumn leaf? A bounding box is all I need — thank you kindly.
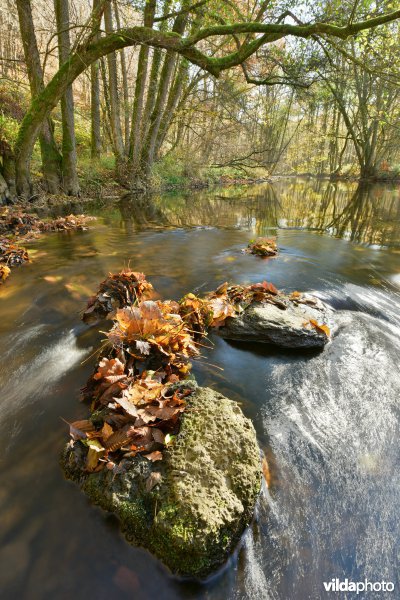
[215,282,229,295]
[144,450,163,462]
[145,404,184,421]
[128,426,153,447]
[250,280,279,295]
[262,456,271,487]
[309,319,331,337]
[69,419,95,440]
[115,395,139,418]
[104,426,133,451]
[290,291,301,299]
[94,357,125,383]
[98,380,128,404]
[101,422,114,441]
[207,296,236,327]
[136,408,158,424]
[152,428,165,444]
[246,237,278,257]
[0,264,11,282]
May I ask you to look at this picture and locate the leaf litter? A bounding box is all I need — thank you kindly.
[0,208,96,285]
[65,270,331,481]
[244,237,278,257]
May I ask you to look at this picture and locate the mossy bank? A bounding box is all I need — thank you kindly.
[61,385,262,579]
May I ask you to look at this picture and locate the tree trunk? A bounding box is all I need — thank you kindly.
[141,0,173,143]
[90,0,102,158]
[103,0,125,165]
[155,58,189,157]
[128,0,157,171]
[16,0,62,196]
[0,172,11,205]
[113,0,130,153]
[139,6,190,182]
[54,0,80,196]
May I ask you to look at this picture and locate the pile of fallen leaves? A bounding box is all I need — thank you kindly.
[0,211,39,237]
[184,280,282,331]
[70,295,202,472]
[244,237,278,257]
[0,209,95,285]
[0,264,11,282]
[66,270,330,474]
[82,270,155,323]
[0,237,29,268]
[38,214,96,233]
[0,209,95,238]
[70,364,193,472]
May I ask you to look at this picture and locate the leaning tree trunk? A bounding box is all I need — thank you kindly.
[54,0,80,196]
[138,4,190,186]
[16,0,62,196]
[154,58,189,158]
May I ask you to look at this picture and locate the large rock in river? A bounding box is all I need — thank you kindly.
[218,294,333,349]
[61,385,261,579]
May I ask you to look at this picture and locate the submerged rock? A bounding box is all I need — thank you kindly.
[218,294,333,349]
[61,385,261,579]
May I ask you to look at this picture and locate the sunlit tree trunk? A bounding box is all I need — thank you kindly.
[54,0,80,195]
[103,0,125,167]
[128,0,157,180]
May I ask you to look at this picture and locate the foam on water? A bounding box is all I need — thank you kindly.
[0,330,89,419]
[237,288,400,598]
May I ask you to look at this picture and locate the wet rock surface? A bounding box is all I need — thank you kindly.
[218,294,333,349]
[61,385,261,579]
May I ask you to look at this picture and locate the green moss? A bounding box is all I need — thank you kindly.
[61,387,261,579]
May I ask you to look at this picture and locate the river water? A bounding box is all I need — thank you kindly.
[1,178,399,599]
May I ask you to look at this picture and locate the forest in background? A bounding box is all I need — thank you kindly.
[0,0,399,200]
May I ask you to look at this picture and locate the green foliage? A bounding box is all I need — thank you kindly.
[78,153,115,181]
[0,114,20,145]
[0,82,27,144]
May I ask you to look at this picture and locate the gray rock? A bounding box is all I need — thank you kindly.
[61,386,261,579]
[218,295,333,349]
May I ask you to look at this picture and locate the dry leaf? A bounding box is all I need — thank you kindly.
[69,419,95,440]
[309,319,331,337]
[144,451,163,462]
[101,422,114,441]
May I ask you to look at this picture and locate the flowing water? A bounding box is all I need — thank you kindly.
[1,178,400,600]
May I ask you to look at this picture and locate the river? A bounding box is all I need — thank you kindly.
[0,177,399,599]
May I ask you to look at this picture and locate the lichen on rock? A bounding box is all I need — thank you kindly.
[218,294,333,349]
[61,385,261,579]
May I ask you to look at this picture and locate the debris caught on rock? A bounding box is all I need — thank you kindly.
[0,237,29,284]
[82,270,154,323]
[0,263,11,281]
[244,236,278,257]
[65,269,331,476]
[0,209,96,285]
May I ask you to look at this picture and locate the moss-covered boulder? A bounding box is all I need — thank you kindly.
[61,386,261,579]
